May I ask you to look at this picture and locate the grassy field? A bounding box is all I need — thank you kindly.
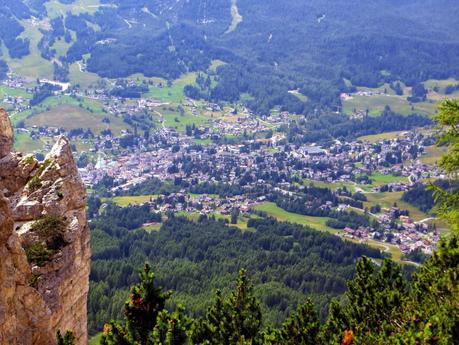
[423,78,459,92]
[368,172,407,186]
[358,131,406,143]
[25,103,128,135]
[340,79,459,117]
[363,192,428,221]
[420,145,447,165]
[253,202,411,262]
[144,72,197,104]
[69,62,100,88]
[254,202,336,233]
[208,59,227,72]
[14,132,44,152]
[45,0,103,16]
[105,195,157,207]
[343,93,437,117]
[3,21,53,80]
[143,223,162,232]
[0,85,32,99]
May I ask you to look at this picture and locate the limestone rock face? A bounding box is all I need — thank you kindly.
[0,110,90,345]
[0,109,13,159]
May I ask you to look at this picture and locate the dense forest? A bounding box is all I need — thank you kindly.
[88,205,384,335]
[91,235,459,345]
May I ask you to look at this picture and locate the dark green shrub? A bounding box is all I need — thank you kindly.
[31,215,68,250]
[25,244,56,267]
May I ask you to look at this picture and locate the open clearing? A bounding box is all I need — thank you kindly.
[14,132,44,153]
[3,21,53,80]
[363,192,428,221]
[105,195,157,207]
[343,93,437,117]
[341,79,459,118]
[358,131,406,143]
[25,103,128,135]
[420,145,447,165]
[254,202,336,233]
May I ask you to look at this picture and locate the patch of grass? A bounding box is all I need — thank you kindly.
[2,20,53,80]
[423,78,459,92]
[106,195,157,207]
[420,145,447,165]
[69,62,100,88]
[254,202,336,233]
[192,138,212,145]
[0,85,32,99]
[358,131,406,143]
[364,192,428,222]
[368,172,408,186]
[25,244,56,267]
[45,0,103,16]
[160,107,208,133]
[145,72,197,104]
[27,159,52,192]
[143,223,162,232]
[343,93,437,117]
[25,103,128,135]
[14,132,43,153]
[305,179,357,192]
[89,333,103,345]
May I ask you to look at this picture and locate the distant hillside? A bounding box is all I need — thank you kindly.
[1,0,459,113]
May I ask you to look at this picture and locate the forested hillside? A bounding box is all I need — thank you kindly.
[2,0,459,113]
[89,210,383,335]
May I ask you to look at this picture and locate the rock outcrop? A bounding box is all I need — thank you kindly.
[0,110,90,345]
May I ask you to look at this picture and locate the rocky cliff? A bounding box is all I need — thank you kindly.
[0,109,90,345]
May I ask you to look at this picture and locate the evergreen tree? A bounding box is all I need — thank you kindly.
[101,263,173,345]
[433,99,459,232]
[192,269,263,345]
[266,299,319,345]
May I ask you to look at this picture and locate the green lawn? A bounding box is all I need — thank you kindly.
[343,94,437,117]
[25,103,128,135]
[254,202,336,233]
[368,172,408,186]
[160,106,209,133]
[14,132,43,153]
[89,333,103,345]
[358,131,406,143]
[0,85,32,99]
[106,195,157,207]
[364,192,428,221]
[144,72,197,104]
[143,223,162,232]
[420,145,447,165]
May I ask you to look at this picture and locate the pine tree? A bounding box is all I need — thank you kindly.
[433,99,459,232]
[101,263,172,345]
[192,269,263,345]
[272,299,320,345]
